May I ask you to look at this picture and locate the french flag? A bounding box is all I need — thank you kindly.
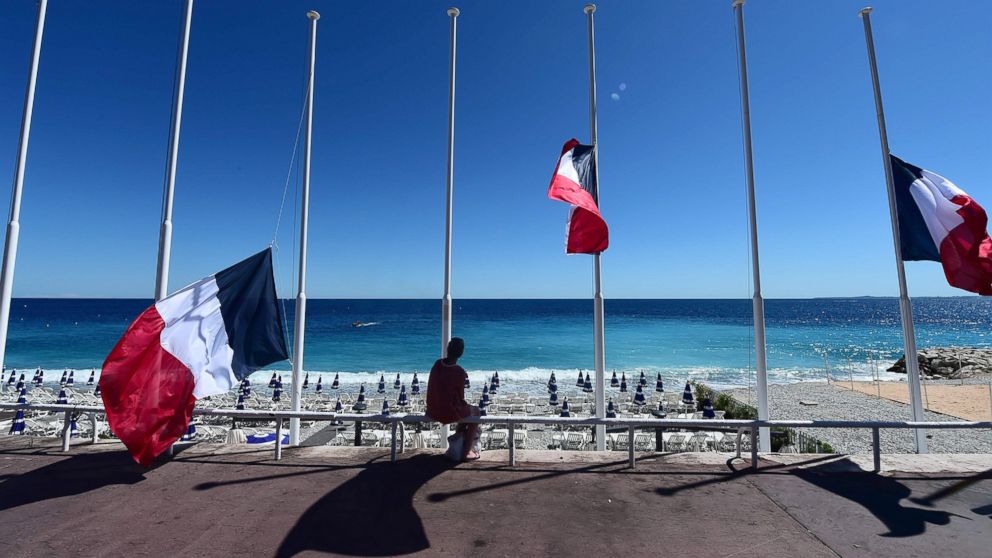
[100,249,289,466]
[548,138,609,254]
[891,155,992,295]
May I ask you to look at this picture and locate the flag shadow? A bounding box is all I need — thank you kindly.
[275,453,455,557]
[0,450,146,514]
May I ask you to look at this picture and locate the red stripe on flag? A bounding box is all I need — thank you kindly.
[938,195,992,295]
[99,305,196,467]
[567,207,609,254]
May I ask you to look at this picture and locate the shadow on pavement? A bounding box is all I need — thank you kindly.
[275,454,454,557]
[0,451,145,513]
[792,467,959,537]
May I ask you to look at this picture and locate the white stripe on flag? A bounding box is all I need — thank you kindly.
[556,148,580,185]
[909,169,965,247]
[155,275,236,398]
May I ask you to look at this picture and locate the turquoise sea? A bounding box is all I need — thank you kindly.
[3,297,991,389]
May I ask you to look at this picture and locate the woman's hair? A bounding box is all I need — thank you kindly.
[447,337,465,359]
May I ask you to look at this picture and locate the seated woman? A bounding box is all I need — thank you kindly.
[425,337,480,461]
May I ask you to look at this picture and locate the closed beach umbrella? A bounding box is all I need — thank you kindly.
[32,370,42,384]
[69,415,79,438]
[93,382,101,396]
[682,382,694,405]
[411,373,421,395]
[59,370,67,386]
[181,421,197,441]
[639,370,647,387]
[4,368,13,385]
[302,373,310,390]
[236,394,245,410]
[397,384,409,408]
[393,373,401,390]
[550,371,557,385]
[559,398,570,418]
[315,376,323,394]
[18,372,25,385]
[242,378,252,397]
[17,387,27,404]
[549,391,559,407]
[633,384,646,406]
[655,373,664,393]
[548,381,558,394]
[331,373,340,390]
[9,409,25,435]
[479,397,487,416]
[334,399,343,413]
[268,372,278,388]
[381,400,390,417]
[353,385,368,412]
[35,368,43,385]
[377,374,386,394]
[575,370,584,387]
[15,379,24,392]
[610,370,619,388]
[56,388,68,405]
[620,373,628,393]
[272,383,282,402]
[67,371,74,385]
[582,373,593,394]
[493,371,500,389]
[464,375,470,389]
[481,384,490,405]
[489,376,498,395]
[87,370,95,385]
[606,398,616,418]
[702,397,715,419]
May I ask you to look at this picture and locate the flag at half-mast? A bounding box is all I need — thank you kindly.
[99,248,289,466]
[891,154,992,295]
[548,138,609,254]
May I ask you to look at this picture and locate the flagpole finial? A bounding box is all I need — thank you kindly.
[859,6,873,17]
[447,7,459,17]
[307,10,320,21]
[584,4,596,14]
[732,0,745,8]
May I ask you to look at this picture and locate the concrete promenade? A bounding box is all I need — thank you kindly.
[0,438,989,557]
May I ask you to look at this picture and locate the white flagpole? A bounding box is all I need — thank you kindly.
[442,7,458,359]
[732,0,770,453]
[584,4,607,451]
[290,9,320,446]
[859,6,927,453]
[0,0,48,380]
[439,7,459,449]
[154,0,193,302]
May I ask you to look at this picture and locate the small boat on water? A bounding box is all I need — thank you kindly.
[352,321,377,328]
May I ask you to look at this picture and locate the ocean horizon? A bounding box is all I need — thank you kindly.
[4,297,991,389]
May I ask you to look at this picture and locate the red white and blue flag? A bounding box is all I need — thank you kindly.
[891,155,992,295]
[548,138,609,254]
[100,248,288,466]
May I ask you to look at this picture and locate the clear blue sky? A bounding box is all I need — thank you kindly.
[1,0,989,299]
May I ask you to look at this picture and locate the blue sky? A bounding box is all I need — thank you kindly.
[0,0,989,299]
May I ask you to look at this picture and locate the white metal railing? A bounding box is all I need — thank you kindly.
[2,402,990,471]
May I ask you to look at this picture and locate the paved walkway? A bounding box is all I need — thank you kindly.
[0,439,988,557]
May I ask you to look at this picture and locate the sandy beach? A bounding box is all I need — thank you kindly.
[832,380,992,421]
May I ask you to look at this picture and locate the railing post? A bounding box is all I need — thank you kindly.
[508,422,515,467]
[628,425,635,469]
[736,428,743,460]
[399,421,406,454]
[275,418,283,460]
[60,411,71,452]
[354,420,362,446]
[390,421,398,462]
[872,427,881,473]
[89,412,98,444]
[750,425,758,469]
